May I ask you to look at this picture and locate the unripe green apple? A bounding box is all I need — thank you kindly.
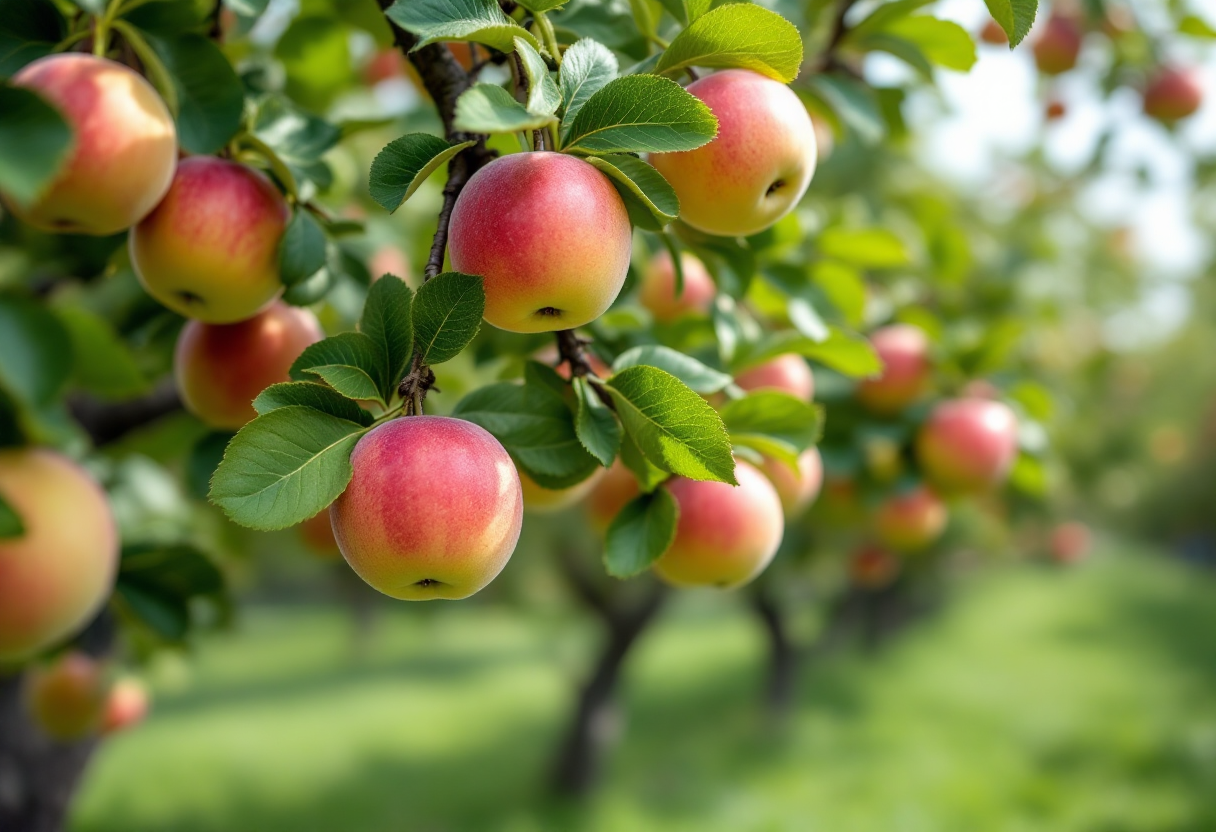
[2,54,177,236]
[653,461,784,589]
[759,447,823,516]
[24,652,109,741]
[1143,67,1203,123]
[916,398,1018,495]
[449,152,632,333]
[131,156,290,323]
[101,677,150,735]
[174,301,323,430]
[857,324,931,414]
[330,416,523,600]
[520,468,604,514]
[639,250,716,322]
[0,449,118,662]
[874,486,948,552]
[1033,15,1083,76]
[650,69,816,237]
[585,461,640,532]
[735,354,814,401]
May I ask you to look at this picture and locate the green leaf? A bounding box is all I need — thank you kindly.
[573,377,621,466]
[115,581,188,641]
[655,4,803,83]
[811,260,866,326]
[110,22,180,115]
[805,73,885,145]
[604,488,678,578]
[282,264,335,307]
[0,490,23,539]
[412,272,485,365]
[559,38,618,137]
[1179,14,1216,39]
[612,345,732,394]
[845,0,934,40]
[56,306,148,400]
[515,37,561,116]
[453,381,599,488]
[289,332,386,398]
[0,0,65,78]
[279,207,327,287]
[0,297,71,406]
[747,329,882,378]
[360,275,414,400]
[619,430,667,491]
[0,87,73,209]
[304,365,383,403]
[585,154,679,228]
[563,75,718,155]
[252,95,342,179]
[209,405,368,530]
[720,392,822,453]
[369,133,474,213]
[253,382,374,426]
[818,227,910,268]
[516,0,568,11]
[148,33,244,154]
[453,83,558,134]
[605,365,736,484]
[385,0,539,53]
[881,17,976,72]
[981,0,1037,47]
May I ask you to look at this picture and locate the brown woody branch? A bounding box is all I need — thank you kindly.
[377,1,496,280]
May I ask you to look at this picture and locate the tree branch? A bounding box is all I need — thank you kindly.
[67,379,182,447]
[377,2,495,280]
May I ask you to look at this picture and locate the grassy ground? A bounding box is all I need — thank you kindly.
[71,550,1216,832]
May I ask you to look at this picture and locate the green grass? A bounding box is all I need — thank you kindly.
[71,551,1216,832]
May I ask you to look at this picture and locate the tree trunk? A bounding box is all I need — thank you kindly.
[750,587,799,720]
[0,613,113,832]
[549,564,666,798]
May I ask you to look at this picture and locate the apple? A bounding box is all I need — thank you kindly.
[916,398,1019,495]
[639,250,716,322]
[850,545,900,589]
[874,487,947,552]
[1050,521,1092,564]
[585,461,641,532]
[174,301,323,430]
[23,652,109,741]
[298,511,341,558]
[650,69,816,237]
[448,151,632,333]
[2,54,176,236]
[0,449,118,662]
[980,19,1008,45]
[857,324,930,414]
[759,447,823,516]
[131,156,291,324]
[735,354,814,401]
[653,460,784,589]
[364,50,405,86]
[1033,15,1083,76]
[520,468,604,514]
[1143,67,1203,124]
[101,677,150,735]
[370,245,413,286]
[330,416,523,600]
